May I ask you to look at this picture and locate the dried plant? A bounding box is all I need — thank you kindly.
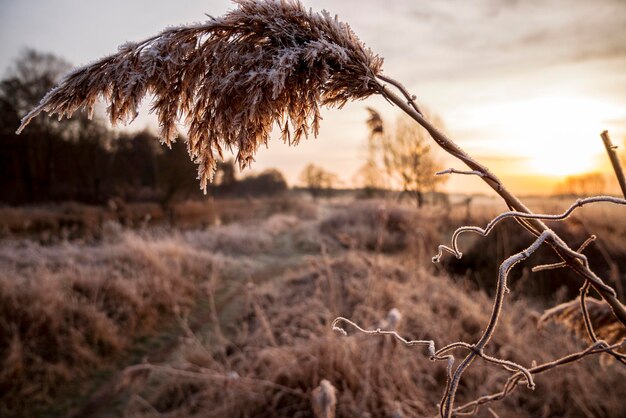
[540,297,626,345]
[16,0,382,189]
[16,0,626,416]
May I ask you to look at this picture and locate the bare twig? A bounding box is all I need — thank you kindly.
[332,317,436,353]
[377,78,626,330]
[438,232,564,417]
[436,168,500,188]
[436,168,485,177]
[601,131,626,198]
[432,197,624,297]
[579,282,626,363]
[532,235,596,273]
[377,74,423,116]
[452,340,625,416]
[433,196,625,264]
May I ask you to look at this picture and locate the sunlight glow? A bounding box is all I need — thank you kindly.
[478,96,621,177]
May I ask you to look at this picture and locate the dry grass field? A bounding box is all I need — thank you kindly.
[3,1,625,417]
[1,196,624,417]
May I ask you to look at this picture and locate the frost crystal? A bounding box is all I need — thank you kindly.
[17,0,383,190]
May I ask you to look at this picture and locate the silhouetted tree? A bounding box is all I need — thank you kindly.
[0,50,204,205]
[300,164,338,198]
[0,49,113,203]
[212,159,238,194]
[236,169,288,196]
[378,112,446,207]
[156,139,200,205]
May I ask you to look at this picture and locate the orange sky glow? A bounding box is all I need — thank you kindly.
[1,0,625,195]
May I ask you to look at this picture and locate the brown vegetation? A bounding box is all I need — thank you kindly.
[0,228,213,414]
[17,0,383,190]
[11,1,626,416]
[0,198,624,417]
[119,200,624,418]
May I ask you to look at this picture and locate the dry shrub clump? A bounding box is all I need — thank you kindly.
[320,200,439,255]
[183,213,308,256]
[124,252,626,417]
[0,202,164,240]
[0,229,215,414]
[212,196,318,225]
[541,297,626,345]
[17,0,383,189]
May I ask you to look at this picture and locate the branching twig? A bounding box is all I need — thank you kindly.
[436,168,501,188]
[377,77,626,332]
[452,340,625,416]
[433,196,625,265]
[532,235,596,273]
[438,231,565,417]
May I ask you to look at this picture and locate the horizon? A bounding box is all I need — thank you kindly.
[1,0,625,195]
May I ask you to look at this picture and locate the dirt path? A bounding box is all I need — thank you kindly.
[65,254,305,418]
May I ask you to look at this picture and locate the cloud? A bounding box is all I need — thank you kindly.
[362,0,626,82]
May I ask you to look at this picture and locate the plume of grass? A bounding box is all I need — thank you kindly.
[16,0,383,190]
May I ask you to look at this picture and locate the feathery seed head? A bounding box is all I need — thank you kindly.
[17,0,384,190]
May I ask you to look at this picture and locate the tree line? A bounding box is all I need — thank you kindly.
[0,50,287,206]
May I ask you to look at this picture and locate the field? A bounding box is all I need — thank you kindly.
[3,0,626,416]
[1,195,625,418]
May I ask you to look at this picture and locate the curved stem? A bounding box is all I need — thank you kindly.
[453,340,625,415]
[376,77,626,329]
[441,233,548,417]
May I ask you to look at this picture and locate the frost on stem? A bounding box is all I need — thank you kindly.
[435,168,501,188]
[452,339,625,415]
[16,0,383,190]
[531,234,596,273]
[335,223,624,417]
[432,196,626,273]
[436,168,486,178]
[337,196,625,417]
[423,196,625,415]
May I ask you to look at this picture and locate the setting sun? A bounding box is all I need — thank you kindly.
[479,96,621,178]
[528,143,597,177]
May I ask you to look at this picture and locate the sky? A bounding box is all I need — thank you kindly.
[1,0,625,195]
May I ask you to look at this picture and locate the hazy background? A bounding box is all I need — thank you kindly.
[1,0,625,194]
[2,3,626,417]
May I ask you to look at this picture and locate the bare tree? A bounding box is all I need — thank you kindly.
[354,108,386,196]
[300,163,338,198]
[378,112,446,207]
